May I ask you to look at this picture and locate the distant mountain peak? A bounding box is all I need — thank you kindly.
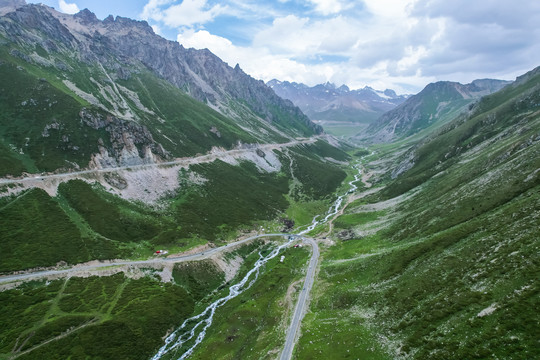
[323,81,336,89]
[73,8,99,23]
[268,79,408,127]
[384,89,397,97]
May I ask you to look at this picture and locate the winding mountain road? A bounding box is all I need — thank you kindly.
[0,138,316,186]
[0,233,290,285]
[1,139,365,360]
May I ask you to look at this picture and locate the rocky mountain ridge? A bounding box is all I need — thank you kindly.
[0,1,322,176]
[267,79,409,125]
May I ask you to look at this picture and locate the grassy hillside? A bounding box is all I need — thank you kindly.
[0,141,347,272]
[0,37,316,177]
[0,274,195,360]
[0,60,107,176]
[296,68,540,359]
[0,239,296,360]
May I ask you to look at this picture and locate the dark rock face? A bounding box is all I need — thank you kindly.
[80,109,169,167]
[336,229,356,241]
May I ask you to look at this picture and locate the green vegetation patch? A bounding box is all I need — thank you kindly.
[173,260,226,302]
[0,188,87,272]
[333,210,385,229]
[295,309,390,360]
[305,140,351,162]
[58,180,161,243]
[285,199,329,227]
[284,150,347,201]
[0,60,108,176]
[0,274,200,360]
[172,160,290,241]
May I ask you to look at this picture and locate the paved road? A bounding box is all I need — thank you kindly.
[0,233,291,285]
[280,236,320,360]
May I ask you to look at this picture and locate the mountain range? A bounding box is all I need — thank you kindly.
[0,0,321,177]
[268,79,408,135]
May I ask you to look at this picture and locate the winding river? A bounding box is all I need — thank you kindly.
[152,163,362,359]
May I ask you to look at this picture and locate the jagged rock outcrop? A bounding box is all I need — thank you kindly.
[336,229,356,241]
[79,109,169,168]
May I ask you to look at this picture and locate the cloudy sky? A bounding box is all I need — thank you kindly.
[27,0,540,93]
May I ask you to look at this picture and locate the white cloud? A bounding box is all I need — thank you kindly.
[151,24,162,35]
[407,0,540,82]
[141,0,226,27]
[141,0,174,22]
[178,29,234,56]
[58,0,79,14]
[253,15,359,57]
[307,0,351,15]
[145,0,540,93]
[362,0,415,18]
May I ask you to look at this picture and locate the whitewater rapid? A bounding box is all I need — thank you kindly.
[152,164,362,359]
[151,240,292,360]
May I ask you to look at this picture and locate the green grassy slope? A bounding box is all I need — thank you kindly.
[297,68,540,359]
[0,188,86,272]
[0,141,347,272]
[0,37,312,177]
[0,274,195,360]
[0,239,305,360]
[0,60,108,176]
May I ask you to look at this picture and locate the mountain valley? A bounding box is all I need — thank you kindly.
[0,2,538,360]
[268,79,408,137]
